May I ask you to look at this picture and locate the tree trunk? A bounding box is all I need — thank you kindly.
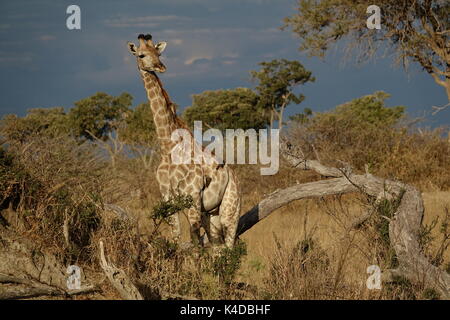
[446,77,450,102]
[278,106,285,132]
[429,69,450,106]
[278,95,291,132]
[237,142,450,299]
[98,240,143,300]
[269,112,273,130]
[0,225,98,299]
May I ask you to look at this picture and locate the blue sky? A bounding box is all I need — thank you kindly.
[0,0,448,127]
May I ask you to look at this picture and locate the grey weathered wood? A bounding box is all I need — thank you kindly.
[0,273,98,299]
[98,240,143,300]
[237,142,450,299]
[0,284,61,300]
[0,226,99,300]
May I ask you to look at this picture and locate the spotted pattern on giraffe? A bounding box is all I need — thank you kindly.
[127,34,241,248]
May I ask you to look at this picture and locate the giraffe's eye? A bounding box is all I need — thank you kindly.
[138,54,145,58]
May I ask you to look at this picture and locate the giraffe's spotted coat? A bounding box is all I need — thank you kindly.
[128,35,241,248]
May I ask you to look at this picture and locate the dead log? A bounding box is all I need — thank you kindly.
[0,227,99,299]
[236,142,450,299]
[0,284,62,300]
[0,228,68,290]
[0,273,98,299]
[98,240,143,300]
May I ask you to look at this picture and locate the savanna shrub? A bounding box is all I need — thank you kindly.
[288,92,450,189]
[0,135,105,261]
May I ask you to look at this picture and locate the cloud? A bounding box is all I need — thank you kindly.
[185,55,212,65]
[74,63,136,86]
[145,0,280,5]
[171,39,184,45]
[224,53,239,59]
[104,15,191,28]
[0,51,33,65]
[156,26,286,77]
[37,35,56,42]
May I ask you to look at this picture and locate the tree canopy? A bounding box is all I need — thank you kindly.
[251,59,315,130]
[0,107,69,143]
[311,91,405,129]
[289,107,313,124]
[118,102,156,147]
[0,92,137,144]
[289,91,408,172]
[68,92,133,141]
[183,87,268,131]
[283,0,450,103]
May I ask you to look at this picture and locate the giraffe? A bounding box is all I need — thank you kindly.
[127,34,241,248]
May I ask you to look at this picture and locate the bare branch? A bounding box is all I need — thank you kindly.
[0,273,98,299]
[98,240,143,300]
[432,102,450,115]
[237,140,450,299]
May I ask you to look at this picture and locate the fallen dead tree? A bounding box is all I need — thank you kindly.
[237,141,450,299]
[0,273,97,299]
[98,240,143,300]
[1,139,448,300]
[0,226,98,299]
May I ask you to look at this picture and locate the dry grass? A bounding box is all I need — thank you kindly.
[237,171,450,299]
[0,135,105,262]
[96,155,449,299]
[1,116,449,300]
[288,120,450,190]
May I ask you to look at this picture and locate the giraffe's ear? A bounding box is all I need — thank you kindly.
[155,42,167,54]
[127,42,137,55]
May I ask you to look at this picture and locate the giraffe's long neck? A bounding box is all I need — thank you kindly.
[140,70,180,154]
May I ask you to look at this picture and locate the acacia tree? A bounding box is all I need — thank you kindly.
[0,107,69,143]
[251,59,315,131]
[118,102,156,146]
[68,92,133,141]
[183,87,268,131]
[283,0,450,109]
[116,102,158,169]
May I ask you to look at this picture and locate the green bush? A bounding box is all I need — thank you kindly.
[210,240,247,285]
[183,88,268,131]
[151,194,194,221]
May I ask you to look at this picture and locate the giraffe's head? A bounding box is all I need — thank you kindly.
[127,34,167,73]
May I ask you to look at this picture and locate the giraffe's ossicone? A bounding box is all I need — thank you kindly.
[127,33,241,248]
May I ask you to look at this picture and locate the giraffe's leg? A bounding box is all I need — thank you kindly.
[163,193,181,241]
[186,194,202,246]
[218,172,240,249]
[203,213,223,246]
[168,210,181,241]
[220,199,240,249]
[157,169,181,241]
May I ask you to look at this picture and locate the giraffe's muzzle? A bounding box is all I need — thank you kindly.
[154,64,166,73]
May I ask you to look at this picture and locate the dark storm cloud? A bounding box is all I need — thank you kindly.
[0,0,447,126]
